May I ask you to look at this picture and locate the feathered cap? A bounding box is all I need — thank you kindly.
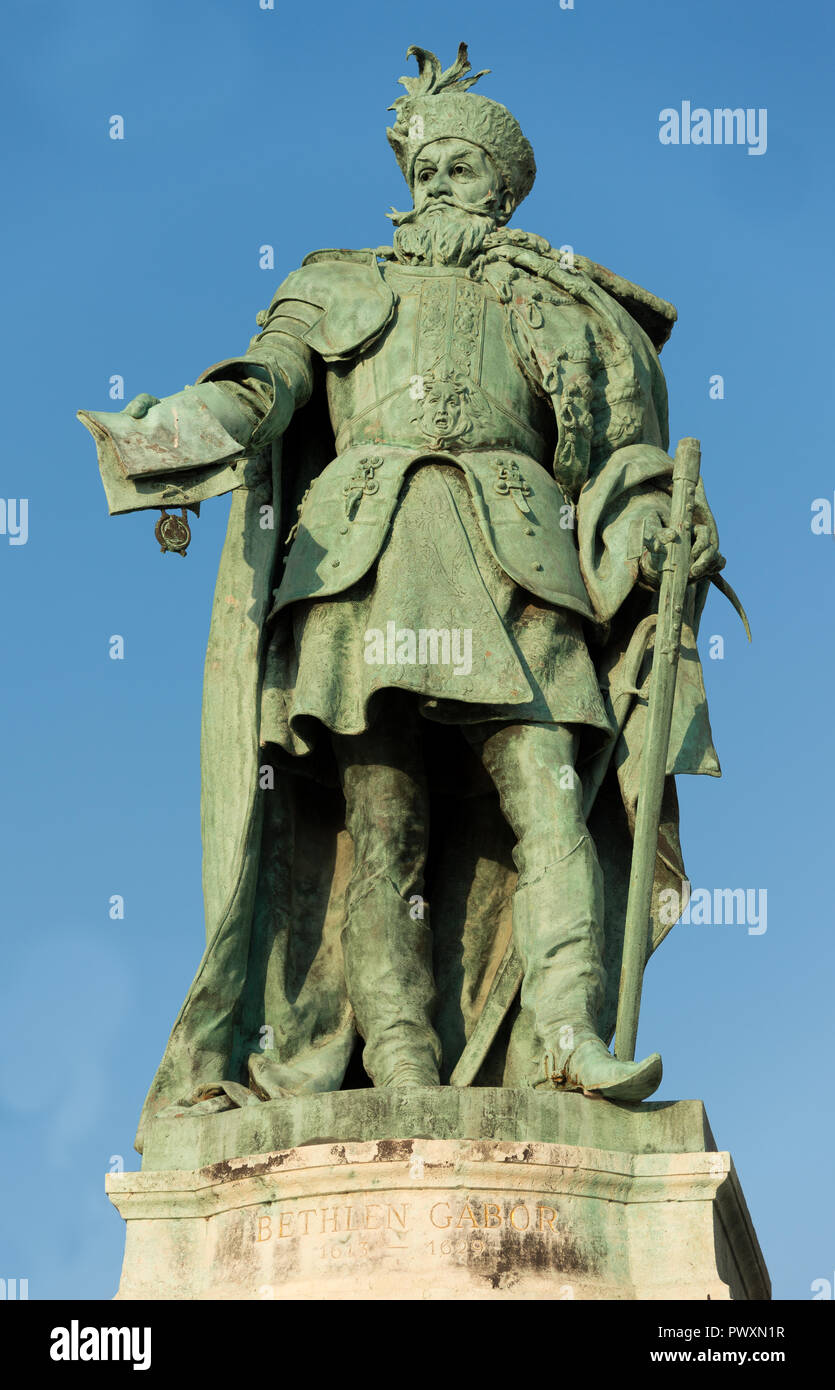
[386,43,536,209]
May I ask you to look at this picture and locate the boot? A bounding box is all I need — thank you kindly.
[341,875,442,1089]
[539,1036,663,1102]
[515,834,663,1103]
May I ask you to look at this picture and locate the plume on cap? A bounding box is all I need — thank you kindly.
[386,43,536,210]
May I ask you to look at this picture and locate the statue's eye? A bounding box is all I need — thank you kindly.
[418,169,433,183]
[452,165,470,177]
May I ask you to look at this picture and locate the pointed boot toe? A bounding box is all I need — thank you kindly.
[558,1038,663,1102]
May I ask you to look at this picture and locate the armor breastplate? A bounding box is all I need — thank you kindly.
[270,263,595,626]
[325,264,554,463]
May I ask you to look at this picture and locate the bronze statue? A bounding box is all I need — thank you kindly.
[80,43,736,1155]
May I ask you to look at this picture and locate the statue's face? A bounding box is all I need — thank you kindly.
[392,137,510,266]
[412,139,502,216]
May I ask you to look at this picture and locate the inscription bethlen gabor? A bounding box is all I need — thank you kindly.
[79,41,746,1147]
[255,1198,559,1242]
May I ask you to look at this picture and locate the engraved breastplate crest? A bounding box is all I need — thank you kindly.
[409,355,489,450]
[411,279,493,448]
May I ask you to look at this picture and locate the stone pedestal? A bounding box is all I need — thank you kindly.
[106,1089,769,1300]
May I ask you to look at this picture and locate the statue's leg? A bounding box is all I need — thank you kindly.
[466,721,662,1102]
[332,695,441,1090]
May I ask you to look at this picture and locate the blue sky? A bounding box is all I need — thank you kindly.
[1,0,832,1300]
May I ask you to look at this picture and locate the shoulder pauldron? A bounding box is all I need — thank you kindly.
[267,251,395,362]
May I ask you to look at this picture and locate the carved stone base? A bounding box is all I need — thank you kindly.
[106,1091,769,1300]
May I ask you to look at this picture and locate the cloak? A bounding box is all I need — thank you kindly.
[80,238,724,1154]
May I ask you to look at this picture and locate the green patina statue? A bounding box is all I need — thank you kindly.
[80,44,734,1154]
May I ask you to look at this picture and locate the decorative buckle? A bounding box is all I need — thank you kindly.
[343,455,384,520]
[494,460,532,515]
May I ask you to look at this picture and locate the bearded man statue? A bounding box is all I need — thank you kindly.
[79,43,730,1154]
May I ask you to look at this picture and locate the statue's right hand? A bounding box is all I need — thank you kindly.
[124,393,161,419]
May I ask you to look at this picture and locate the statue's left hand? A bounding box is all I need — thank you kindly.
[640,481,726,587]
[688,478,726,581]
[638,515,674,587]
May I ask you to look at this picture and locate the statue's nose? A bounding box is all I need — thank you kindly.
[427,170,452,198]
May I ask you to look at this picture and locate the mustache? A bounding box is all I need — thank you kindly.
[387,192,497,226]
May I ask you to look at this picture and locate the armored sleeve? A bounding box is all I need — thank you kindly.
[195,255,394,450]
[195,297,319,451]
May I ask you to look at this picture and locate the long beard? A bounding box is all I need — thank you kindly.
[391,199,497,267]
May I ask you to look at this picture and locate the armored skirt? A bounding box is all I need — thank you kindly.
[260,462,614,757]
